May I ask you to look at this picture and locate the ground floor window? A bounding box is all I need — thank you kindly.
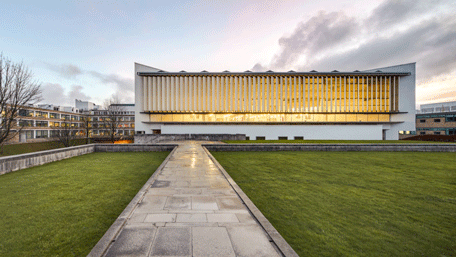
[25,130,34,139]
[36,130,49,138]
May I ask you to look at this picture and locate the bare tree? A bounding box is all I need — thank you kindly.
[51,120,76,147]
[0,54,41,145]
[103,97,125,143]
[80,115,91,144]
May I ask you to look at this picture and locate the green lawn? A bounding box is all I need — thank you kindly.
[0,139,87,157]
[212,151,456,256]
[0,152,169,256]
[223,139,452,144]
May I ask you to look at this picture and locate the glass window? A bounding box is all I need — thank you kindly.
[434,118,441,122]
[420,131,426,135]
[434,131,441,135]
[419,119,426,123]
[36,130,49,138]
[26,130,34,139]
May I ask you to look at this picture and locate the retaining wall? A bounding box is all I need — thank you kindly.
[0,144,177,175]
[203,144,456,152]
[134,134,245,143]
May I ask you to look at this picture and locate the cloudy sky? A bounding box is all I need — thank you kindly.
[1,0,455,108]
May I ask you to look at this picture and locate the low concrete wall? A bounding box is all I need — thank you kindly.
[0,144,177,176]
[203,143,456,152]
[0,144,95,175]
[134,134,245,143]
[94,144,177,152]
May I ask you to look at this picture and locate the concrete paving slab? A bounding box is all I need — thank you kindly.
[191,196,219,210]
[176,213,207,223]
[135,196,167,213]
[144,214,176,223]
[207,213,239,223]
[104,224,156,257]
[236,213,258,224]
[216,196,245,210]
[150,227,191,256]
[151,180,171,188]
[164,196,191,210]
[227,225,281,257]
[192,227,235,257]
[128,213,147,223]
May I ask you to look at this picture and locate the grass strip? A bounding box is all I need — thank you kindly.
[0,152,169,256]
[223,139,453,144]
[212,151,456,256]
[0,139,87,157]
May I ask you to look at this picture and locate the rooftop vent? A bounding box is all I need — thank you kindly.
[288,70,295,72]
[244,70,252,72]
[310,70,317,72]
[223,70,230,72]
[179,70,186,72]
[376,70,382,72]
[331,70,339,72]
[266,70,274,72]
[354,70,360,72]
[201,70,208,72]
[158,70,166,72]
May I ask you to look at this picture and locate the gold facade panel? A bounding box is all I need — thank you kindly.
[143,75,399,114]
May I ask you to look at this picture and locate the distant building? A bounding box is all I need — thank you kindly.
[4,101,135,144]
[76,99,98,111]
[134,63,416,140]
[13,105,85,143]
[416,101,456,135]
[88,104,135,137]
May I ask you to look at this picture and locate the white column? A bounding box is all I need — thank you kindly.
[339,77,342,112]
[170,76,174,112]
[142,77,147,111]
[151,76,156,111]
[212,77,215,112]
[329,76,333,112]
[393,76,396,112]
[280,76,285,112]
[275,77,279,112]
[159,77,164,111]
[375,76,378,112]
[265,76,269,112]
[370,77,373,112]
[362,77,365,112]
[188,76,193,111]
[385,76,388,112]
[379,76,382,112]
[250,76,258,112]
[259,77,263,112]
[179,76,183,111]
[230,76,234,112]
[297,77,301,112]
[357,76,360,112]
[147,77,152,111]
[306,77,310,112]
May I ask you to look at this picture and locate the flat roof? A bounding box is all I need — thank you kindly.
[138,71,411,76]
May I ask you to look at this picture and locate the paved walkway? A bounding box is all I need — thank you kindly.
[103,142,282,257]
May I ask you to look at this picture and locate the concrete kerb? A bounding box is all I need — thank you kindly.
[87,146,178,257]
[202,146,299,257]
[202,143,456,152]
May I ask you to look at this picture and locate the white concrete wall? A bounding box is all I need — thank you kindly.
[161,124,383,140]
[135,63,161,133]
[364,63,416,140]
